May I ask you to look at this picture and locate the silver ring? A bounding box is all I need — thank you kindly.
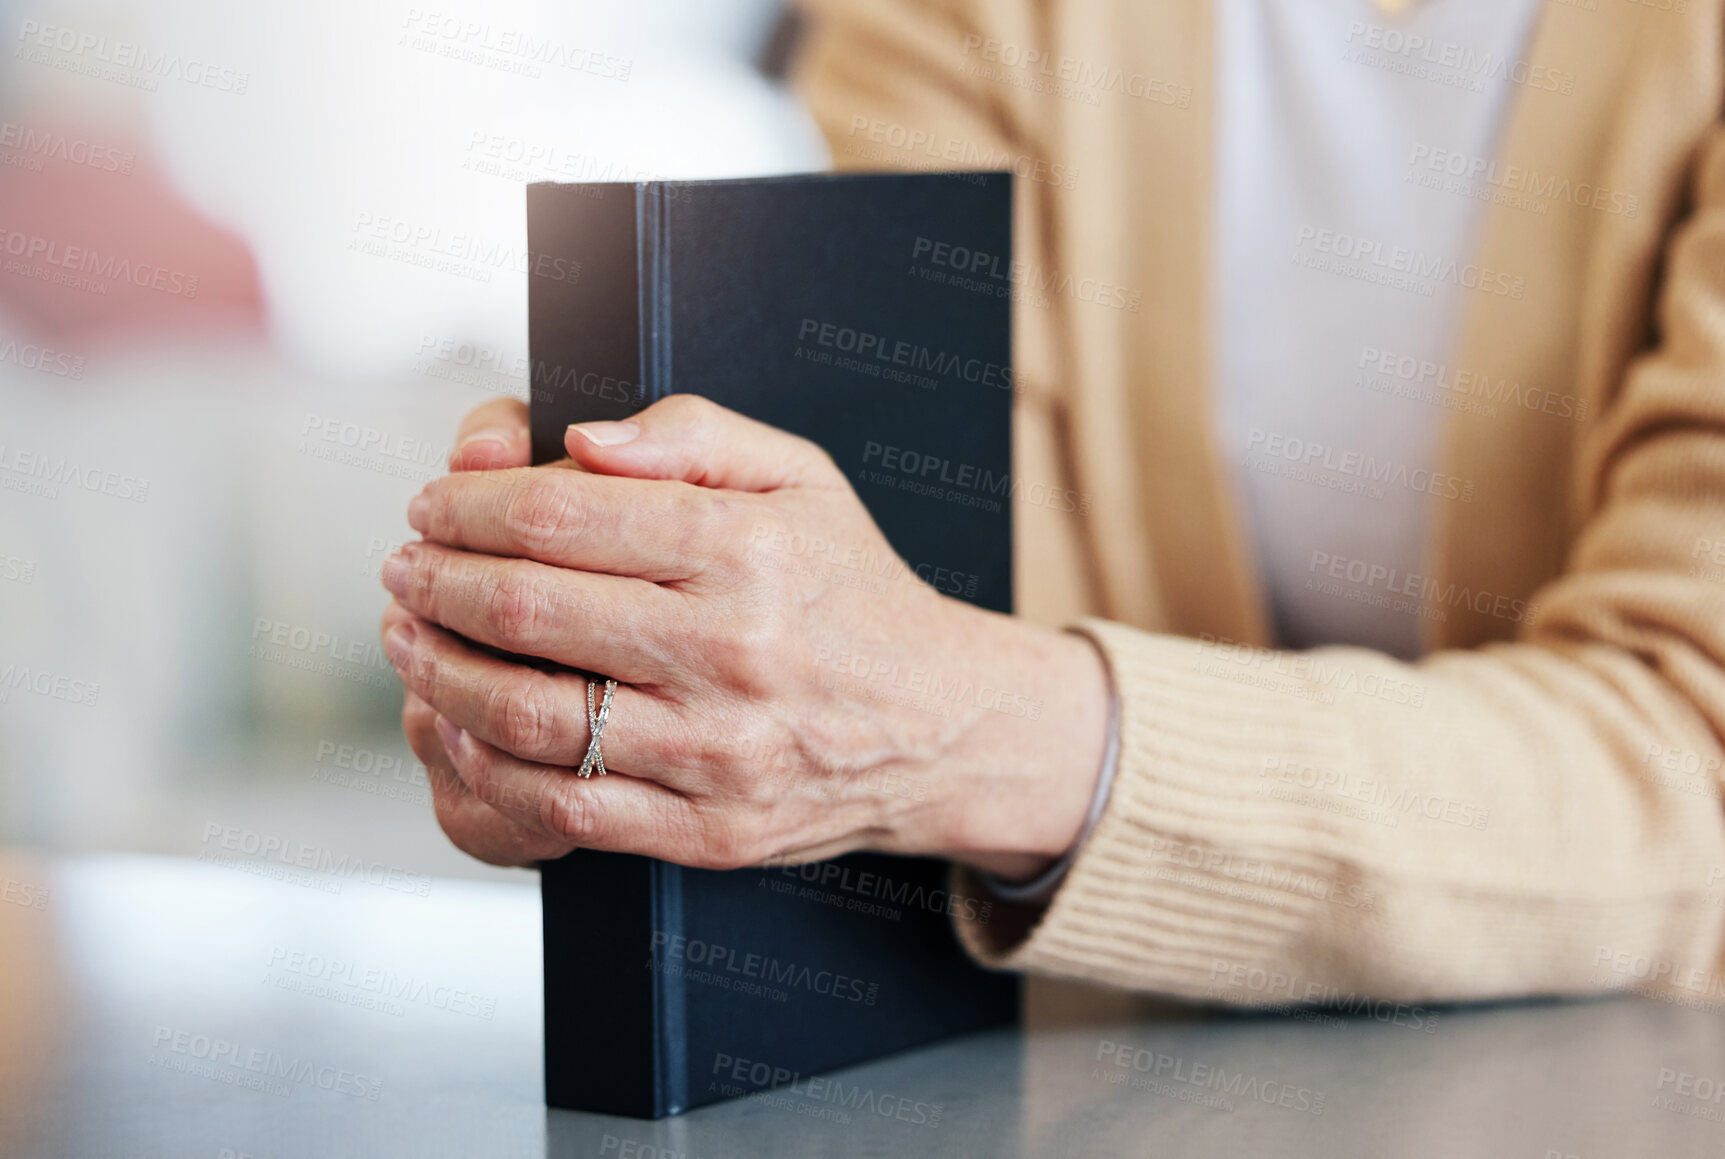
[578,677,618,778]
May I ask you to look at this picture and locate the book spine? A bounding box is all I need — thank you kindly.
[541,852,665,1116]
[524,181,648,464]
[651,858,687,1114]
[530,180,685,1118]
[636,182,673,403]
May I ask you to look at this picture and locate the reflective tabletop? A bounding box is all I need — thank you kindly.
[2,849,1720,1158]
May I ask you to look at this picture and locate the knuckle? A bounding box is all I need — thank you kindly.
[488,675,555,754]
[420,478,451,536]
[695,821,758,871]
[406,545,443,610]
[406,647,442,695]
[543,779,600,845]
[683,493,729,560]
[659,393,712,422]
[705,614,786,694]
[484,567,543,643]
[505,474,580,554]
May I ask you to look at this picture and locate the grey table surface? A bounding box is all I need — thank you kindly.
[1,850,1720,1159]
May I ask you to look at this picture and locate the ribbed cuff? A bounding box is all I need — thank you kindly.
[948,618,1368,998]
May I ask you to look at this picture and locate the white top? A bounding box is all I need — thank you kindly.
[986,0,1547,895]
[1213,0,1543,659]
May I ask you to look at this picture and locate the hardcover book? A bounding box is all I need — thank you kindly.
[527,172,1018,1118]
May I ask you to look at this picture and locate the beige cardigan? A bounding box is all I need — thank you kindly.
[794,0,1725,1006]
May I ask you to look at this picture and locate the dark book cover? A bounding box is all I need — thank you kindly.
[527,172,1019,1118]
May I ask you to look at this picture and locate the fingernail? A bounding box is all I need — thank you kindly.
[407,491,430,532]
[456,427,517,467]
[570,420,640,447]
[384,622,415,668]
[379,553,409,596]
[434,714,464,753]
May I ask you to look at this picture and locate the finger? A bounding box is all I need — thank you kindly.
[402,691,570,866]
[450,398,531,472]
[384,611,676,768]
[382,540,686,675]
[436,718,739,865]
[565,394,843,492]
[408,466,729,581]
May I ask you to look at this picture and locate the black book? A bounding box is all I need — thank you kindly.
[526,172,1019,1119]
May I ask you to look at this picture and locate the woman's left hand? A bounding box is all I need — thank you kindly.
[380,395,1107,877]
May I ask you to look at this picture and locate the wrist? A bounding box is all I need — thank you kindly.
[891,606,1111,877]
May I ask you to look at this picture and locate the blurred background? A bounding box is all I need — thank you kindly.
[0,0,825,881]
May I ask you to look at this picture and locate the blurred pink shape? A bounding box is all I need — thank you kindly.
[0,119,263,346]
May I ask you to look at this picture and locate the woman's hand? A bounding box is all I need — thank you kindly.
[381,395,1109,878]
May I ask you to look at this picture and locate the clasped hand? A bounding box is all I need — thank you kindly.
[379,396,1107,880]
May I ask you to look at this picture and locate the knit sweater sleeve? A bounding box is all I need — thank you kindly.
[943,119,1725,998]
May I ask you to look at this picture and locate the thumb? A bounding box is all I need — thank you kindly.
[563,394,841,492]
[449,398,530,472]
